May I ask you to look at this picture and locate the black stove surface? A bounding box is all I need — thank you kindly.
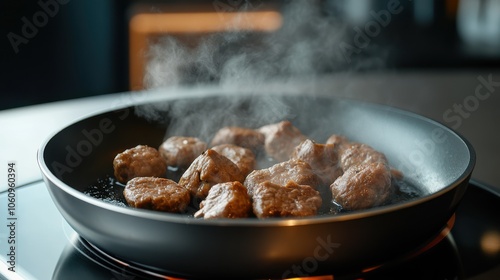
[1,180,500,280]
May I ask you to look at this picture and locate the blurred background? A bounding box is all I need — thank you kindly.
[1,0,500,110]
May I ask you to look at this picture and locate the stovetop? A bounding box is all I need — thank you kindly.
[1,179,499,280]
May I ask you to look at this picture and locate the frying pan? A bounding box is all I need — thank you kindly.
[38,91,475,278]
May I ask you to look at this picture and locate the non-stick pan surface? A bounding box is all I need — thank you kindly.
[38,92,475,278]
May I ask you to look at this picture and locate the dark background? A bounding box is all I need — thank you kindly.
[0,0,128,109]
[1,0,499,110]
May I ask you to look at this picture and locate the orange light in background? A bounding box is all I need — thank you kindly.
[287,276,334,280]
[130,11,283,33]
[445,0,459,19]
[129,10,283,90]
[480,230,500,256]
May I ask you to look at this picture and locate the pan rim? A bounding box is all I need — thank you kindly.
[37,89,476,227]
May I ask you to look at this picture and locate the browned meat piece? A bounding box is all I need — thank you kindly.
[123,177,191,213]
[252,181,322,218]
[390,168,404,180]
[326,134,389,169]
[341,143,404,181]
[194,181,252,219]
[325,134,349,146]
[291,139,343,185]
[340,143,389,170]
[211,144,256,177]
[326,134,400,210]
[244,159,322,196]
[330,162,393,211]
[113,145,167,184]
[210,126,265,153]
[158,136,207,168]
[179,149,246,200]
[258,121,307,162]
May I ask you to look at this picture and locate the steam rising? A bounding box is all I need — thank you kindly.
[143,1,355,90]
[137,1,385,141]
[135,94,296,143]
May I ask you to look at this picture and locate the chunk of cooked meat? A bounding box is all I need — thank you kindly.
[211,144,256,177]
[339,141,403,181]
[179,149,246,201]
[326,134,389,169]
[291,139,343,185]
[210,126,265,153]
[258,121,307,162]
[252,181,322,218]
[325,134,349,147]
[326,134,399,211]
[194,181,252,219]
[340,143,389,170]
[330,162,392,211]
[244,159,322,196]
[123,177,191,213]
[113,145,167,184]
[158,136,207,168]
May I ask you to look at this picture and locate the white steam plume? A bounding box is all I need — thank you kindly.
[142,1,370,91]
[136,1,388,142]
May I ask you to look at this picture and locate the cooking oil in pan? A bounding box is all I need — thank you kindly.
[83,175,423,217]
[83,176,128,208]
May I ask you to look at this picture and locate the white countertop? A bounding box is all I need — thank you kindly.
[0,93,127,190]
[1,70,499,191]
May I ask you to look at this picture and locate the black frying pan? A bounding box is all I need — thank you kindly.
[38,92,475,278]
